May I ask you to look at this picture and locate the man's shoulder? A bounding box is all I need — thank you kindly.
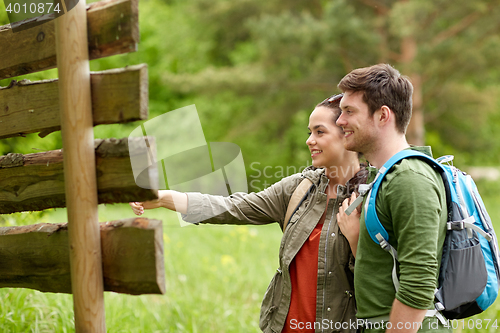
[385,146,442,185]
[390,157,439,179]
[381,157,445,196]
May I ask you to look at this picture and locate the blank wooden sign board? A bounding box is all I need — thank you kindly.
[0,0,163,331]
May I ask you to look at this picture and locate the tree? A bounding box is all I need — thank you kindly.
[160,0,500,173]
[2,0,500,184]
[358,0,500,154]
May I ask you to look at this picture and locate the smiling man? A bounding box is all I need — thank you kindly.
[335,64,451,333]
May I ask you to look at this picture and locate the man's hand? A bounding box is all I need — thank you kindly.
[337,192,361,257]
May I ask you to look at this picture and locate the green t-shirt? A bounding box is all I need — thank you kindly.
[355,147,451,331]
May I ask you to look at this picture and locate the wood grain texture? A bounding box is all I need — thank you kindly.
[0,137,158,214]
[0,64,148,139]
[0,0,139,80]
[55,0,106,329]
[0,218,165,295]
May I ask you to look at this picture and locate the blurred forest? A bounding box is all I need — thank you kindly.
[1,0,500,189]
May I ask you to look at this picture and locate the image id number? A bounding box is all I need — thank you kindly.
[446,318,498,330]
[6,2,61,14]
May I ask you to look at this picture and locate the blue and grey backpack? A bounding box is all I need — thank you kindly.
[346,149,500,321]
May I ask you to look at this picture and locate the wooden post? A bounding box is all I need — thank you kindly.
[55,0,106,331]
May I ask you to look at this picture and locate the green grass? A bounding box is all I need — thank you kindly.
[1,180,500,332]
[0,204,282,332]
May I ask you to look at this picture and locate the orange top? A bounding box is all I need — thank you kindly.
[282,221,323,333]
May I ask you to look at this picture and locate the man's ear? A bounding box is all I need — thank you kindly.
[377,105,392,127]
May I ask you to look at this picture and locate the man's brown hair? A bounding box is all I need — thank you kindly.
[338,64,413,134]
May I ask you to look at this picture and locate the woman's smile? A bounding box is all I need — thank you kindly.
[310,149,323,157]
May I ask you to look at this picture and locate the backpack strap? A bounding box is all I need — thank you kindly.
[364,149,442,244]
[448,216,493,241]
[344,182,374,215]
[363,150,446,293]
[376,233,400,292]
[283,178,313,232]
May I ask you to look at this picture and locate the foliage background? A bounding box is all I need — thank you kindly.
[1,0,500,332]
[2,0,500,184]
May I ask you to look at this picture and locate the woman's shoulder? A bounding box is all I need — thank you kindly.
[300,165,325,181]
[269,166,324,197]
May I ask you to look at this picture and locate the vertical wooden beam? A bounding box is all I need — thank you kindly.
[55,1,106,331]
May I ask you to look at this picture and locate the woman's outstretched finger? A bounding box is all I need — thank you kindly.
[129,202,144,215]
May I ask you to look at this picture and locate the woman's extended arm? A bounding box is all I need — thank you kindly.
[129,173,303,226]
[130,190,188,215]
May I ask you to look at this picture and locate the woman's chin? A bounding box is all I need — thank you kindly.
[311,161,323,169]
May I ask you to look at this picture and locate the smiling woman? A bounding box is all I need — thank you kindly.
[307,94,360,183]
[130,94,368,333]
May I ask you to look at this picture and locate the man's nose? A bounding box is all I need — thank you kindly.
[336,113,346,127]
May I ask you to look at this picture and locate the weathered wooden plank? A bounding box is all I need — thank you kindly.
[0,218,165,295]
[0,64,148,139]
[101,218,165,295]
[0,137,158,214]
[0,0,139,80]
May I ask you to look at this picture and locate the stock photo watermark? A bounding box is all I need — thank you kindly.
[3,0,77,32]
[288,318,499,331]
[128,105,361,225]
[128,105,247,227]
[248,162,359,194]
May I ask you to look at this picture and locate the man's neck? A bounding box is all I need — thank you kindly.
[365,137,410,169]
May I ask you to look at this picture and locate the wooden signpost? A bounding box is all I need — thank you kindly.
[0,218,165,295]
[0,0,163,331]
